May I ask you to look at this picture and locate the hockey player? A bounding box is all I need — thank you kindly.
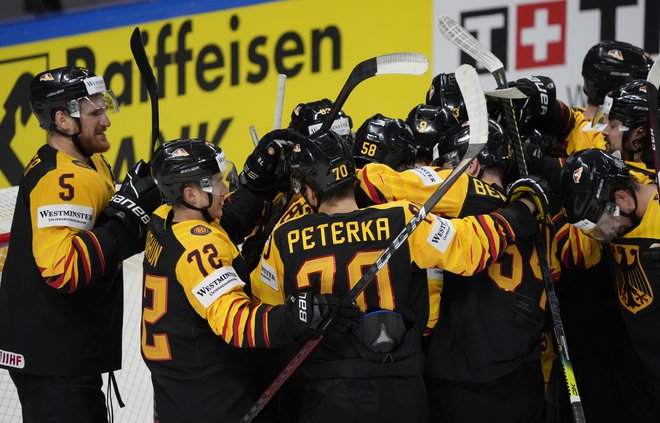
[0,66,161,422]
[425,72,467,123]
[597,80,658,175]
[253,129,549,423]
[560,148,660,422]
[288,98,354,146]
[352,113,416,171]
[517,41,652,156]
[357,119,551,422]
[143,137,361,423]
[406,103,463,166]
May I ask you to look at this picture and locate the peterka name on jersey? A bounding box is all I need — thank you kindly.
[407,166,444,187]
[427,214,456,254]
[192,266,245,308]
[37,204,94,230]
[286,217,390,253]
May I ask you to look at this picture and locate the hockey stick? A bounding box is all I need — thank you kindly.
[319,52,428,132]
[130,27,160,156]
[438,15,587,423]
[438,16,527,176]
[484,87,528,99]
[240,64,488,423]
[648,55,660,89]
[644,81,660,197]
[273,74,287,130]
[248,125,259,147]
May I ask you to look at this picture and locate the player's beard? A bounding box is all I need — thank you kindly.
[78,126,111,154]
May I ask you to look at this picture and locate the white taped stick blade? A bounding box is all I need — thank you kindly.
[455,64,488,147]
[484,87,529,99]
[438,16,504,72]
[648,56,660,89]
[375,53,428,76]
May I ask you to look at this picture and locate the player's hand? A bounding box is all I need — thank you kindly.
[103,160,161,242]
[284,292,363,339]
[240,129,306,198]
[510,76,556,124]
[507,175,553,227]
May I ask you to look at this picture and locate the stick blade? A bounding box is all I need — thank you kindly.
[484,87,528,99]
[375,53,428,76]
[438,16,504,73]
[455,64,488,149]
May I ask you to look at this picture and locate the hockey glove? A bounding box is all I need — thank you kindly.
[506,175,553,227]
[240,129,305,199]
[101,160,161,256]
[283,292,363,340]
[510,76,556,125]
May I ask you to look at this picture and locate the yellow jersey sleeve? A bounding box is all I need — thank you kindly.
[357,164,467,217]
[30,153,114,292]
[564,110,607,155]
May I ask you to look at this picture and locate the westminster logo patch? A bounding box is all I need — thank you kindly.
[190,225,211,236]
[610,243,653,314]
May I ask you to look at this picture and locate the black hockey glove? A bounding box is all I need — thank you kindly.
[506,175,553,227]
[510,76,556,125]
[240,129,305,199]
[283,292,363,340]
[101,160,161,255]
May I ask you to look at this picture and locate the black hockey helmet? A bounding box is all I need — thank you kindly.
[560,148,630,229]
[151,138,236,204]
[29,66,119,130]
[581,41,653,105]
[425,72,467,122]
[290,129,356,197]
[353,114,417,170]
[288,98,354,144]
[406,104,461,164]
[605,80,660,128]
[432,119,510,170]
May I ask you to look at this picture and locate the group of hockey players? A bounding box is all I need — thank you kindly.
[0,34,658,423]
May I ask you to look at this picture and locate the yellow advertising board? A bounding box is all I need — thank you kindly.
[0,0,432,187]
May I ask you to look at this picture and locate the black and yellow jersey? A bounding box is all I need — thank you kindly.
[143,205,288,422]
[358,163,554,382]
[556,194,660,382]
[0,145,122,376]
[607,195,660,382]
[142,204,301,376]
[253,199,534,373]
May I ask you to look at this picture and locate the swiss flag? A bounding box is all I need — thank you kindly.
[516,1,566,69]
